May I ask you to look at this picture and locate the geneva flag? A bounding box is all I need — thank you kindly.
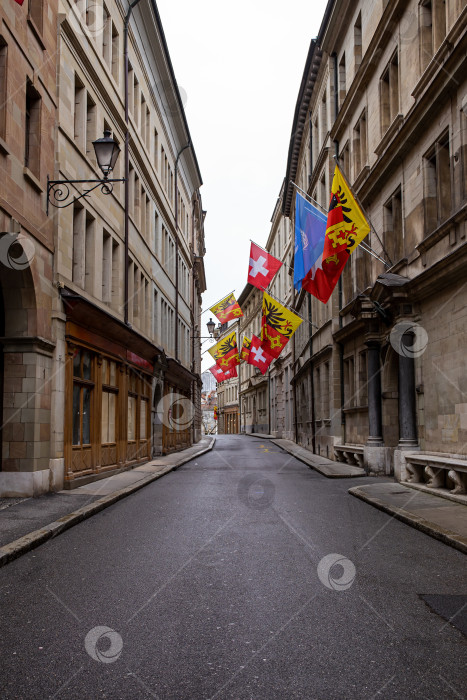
[303,165,370,304]
[260,292,303,359]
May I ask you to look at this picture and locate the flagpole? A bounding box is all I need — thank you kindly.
[291,176,391,269]
[203,290,236,315]
[289,181,328,215]
[331,155,393,267]
[249,239,294,275]
[260,286,319,330]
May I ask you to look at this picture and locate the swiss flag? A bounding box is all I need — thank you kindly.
[248,335,274,375]
[209,364,227,382]
[247,242,282,290]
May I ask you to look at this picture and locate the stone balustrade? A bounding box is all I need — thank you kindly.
[334,445,365,468]
[404,452,467,495]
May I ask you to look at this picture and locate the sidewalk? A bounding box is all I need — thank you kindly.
[0,436,215,568]
[349,482,467,554]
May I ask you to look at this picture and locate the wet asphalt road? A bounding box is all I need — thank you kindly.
[0,435,466,700]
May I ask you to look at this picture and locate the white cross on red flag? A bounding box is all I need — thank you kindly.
[247,242,282,290]
[248,334,274,375]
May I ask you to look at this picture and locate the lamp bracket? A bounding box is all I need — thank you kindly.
[47,177,126,215]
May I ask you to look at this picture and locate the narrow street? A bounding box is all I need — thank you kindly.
[0,435,465,700]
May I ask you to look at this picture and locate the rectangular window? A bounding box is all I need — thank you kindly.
[380,51,399,135]
[339,52,346,108]
[354,12,362,75]
[72,204,85,287]
[102,4,111,66]
[85,212,95,295]
[28,0,43,34]
[359,351,368,406]
[111,24,119,83]
[72,349,94,446]
[424,131,452,232]
[128,62,134,115]
[74,74,86,151]
[353,110,367,178]
[25,80,41,176]
[86,93,97,162]
[344,357,355,408]
[102,230,112,303]
[383,187,403,264]
[111,239,120,311]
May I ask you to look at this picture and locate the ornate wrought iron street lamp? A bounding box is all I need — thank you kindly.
[47,130,125,214]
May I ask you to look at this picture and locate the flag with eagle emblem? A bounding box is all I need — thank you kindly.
[303,165,370,303]
[240,336,251,362]
[207,330,240,370]
[209,293,243,323]
[260,292,303,359]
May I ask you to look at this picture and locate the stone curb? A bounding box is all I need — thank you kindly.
[270,439,366,479]
[0,437,215,569]
[349,485,467,555]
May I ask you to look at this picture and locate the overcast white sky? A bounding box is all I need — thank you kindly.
[155,0,329,367]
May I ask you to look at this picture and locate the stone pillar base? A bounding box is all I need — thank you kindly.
[363,445,394,475]
[366,437,384,447]
[394,446,421,482]
[0,470,50,497]
[49,458,65,491]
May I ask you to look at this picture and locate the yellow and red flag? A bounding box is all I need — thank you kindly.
[303,165,370,303]
[208,330,240,370]
[210,293,243,323]
[260,292,303,359]
[240,336,251,362]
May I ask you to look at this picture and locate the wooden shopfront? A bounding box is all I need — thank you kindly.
[63,294,155,487]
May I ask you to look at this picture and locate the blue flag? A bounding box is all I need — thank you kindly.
[294,192,327,291]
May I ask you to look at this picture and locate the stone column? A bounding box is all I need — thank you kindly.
[366,341,383,445]
[398,334,418,447]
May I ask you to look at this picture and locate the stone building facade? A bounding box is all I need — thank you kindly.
[0,0,58,496]
[282,0,467,493]
[216,375,239,434]
[0,0,206,495]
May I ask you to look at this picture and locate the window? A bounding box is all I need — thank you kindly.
[353,110,367,178]
[383,187,403,264]
[380,51,399,134]
[102,5,111,66]
[25,80,41,176]
[338,53,346,109]
[340,141,350,178]
[74,74,86,150]
[358,352,368,406]
[111,239,120,311]
[101,358,118,444]
[102,230,112,303]
[86,93,97,162]
[111,24,119,83]
[0,38,7,140]
[28,0,43,34]
[72,349,93,446]
[133,75,140,127]
[72,204,85,287]
[420,0,447,71]
[355,245,370,292]
[343,357,355,409]
[320,89,327,146]
[85,212,95,295]
[154,128,159,170]
[424,131,452,232]
[322,362,330,418]
[314,366,321,420]
[128,62,134,115]
[354,12,362,75]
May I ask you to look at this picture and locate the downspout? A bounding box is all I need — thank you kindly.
[174,141,191,361]
[334,130,345,444]
[123,0,143,325]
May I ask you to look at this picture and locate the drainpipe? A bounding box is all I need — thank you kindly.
[174,141,191,361]
[123,0,143,325]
